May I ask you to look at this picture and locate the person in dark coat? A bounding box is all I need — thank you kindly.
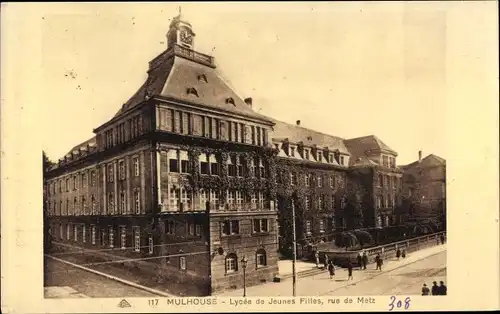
[323,254,329,270]
[362,252,368,270]
[431,281,439,295]
[347,261,354,281]
[439,281,447,295]
[375,254,383,271]
[402,249,406,259]
[328,261,335,279]
[440,234,445,245]
[357,253,363,269]
[396,248,401,260]
[422,284,430,296]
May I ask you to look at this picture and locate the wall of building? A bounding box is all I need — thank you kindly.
[209,212,279,294]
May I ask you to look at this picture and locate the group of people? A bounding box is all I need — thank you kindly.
[422,281,447,296]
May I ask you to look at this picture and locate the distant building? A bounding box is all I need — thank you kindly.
[272,119,350,258]
[344,136,404,229]
[400,151,446,230]
[45,12,279,296]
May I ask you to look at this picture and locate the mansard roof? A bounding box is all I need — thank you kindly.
[112,46,273,124]
[400,154,446,169]
[270,119,350,155]
[344,135,398,158]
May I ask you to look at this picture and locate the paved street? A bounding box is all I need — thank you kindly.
[45,258,157,298]
[218,244,447,297]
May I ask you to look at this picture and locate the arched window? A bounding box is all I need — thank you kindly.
[225,253,238,273]
[256,249,267,268]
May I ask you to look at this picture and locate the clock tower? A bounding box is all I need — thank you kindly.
[166,8,196,50]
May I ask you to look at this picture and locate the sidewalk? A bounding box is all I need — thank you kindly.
[218,244,447,297]
[44,286,88,298]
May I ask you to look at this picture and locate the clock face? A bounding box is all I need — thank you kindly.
[179,29,193,45]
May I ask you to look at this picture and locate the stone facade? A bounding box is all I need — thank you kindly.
[400,152,446,229]
[45,12,278,296]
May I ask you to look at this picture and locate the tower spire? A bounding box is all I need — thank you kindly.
[178,5,182,17]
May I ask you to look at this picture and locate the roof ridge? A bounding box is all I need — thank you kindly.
[272,118,346,141]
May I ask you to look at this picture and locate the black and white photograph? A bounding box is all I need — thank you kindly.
[2,1,498,312]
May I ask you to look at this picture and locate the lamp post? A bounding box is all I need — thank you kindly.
[241,256,248,297]
[291,199,297,297]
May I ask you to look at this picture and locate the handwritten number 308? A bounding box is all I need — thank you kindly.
[388,296,411,311]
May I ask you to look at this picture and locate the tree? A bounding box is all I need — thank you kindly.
[42,151,55,250]
[341,180,366,230]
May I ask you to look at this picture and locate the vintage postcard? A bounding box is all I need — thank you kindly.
[1,1,499,313]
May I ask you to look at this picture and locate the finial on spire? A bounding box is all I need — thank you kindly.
[178,5,182,17]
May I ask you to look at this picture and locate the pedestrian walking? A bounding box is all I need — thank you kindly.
[362,252,368,270]
[440,234,445,245]
[357,252,363,269]
[421,284,430,296]
[375,254,383,271]
[396,248,401,260]
[438,281,447,295]
[328,261,335,279]
[323,254,329,270]
[315,250,320,269]
[347,261,354,281]
[431,281,439,295]
[402,249,406,259]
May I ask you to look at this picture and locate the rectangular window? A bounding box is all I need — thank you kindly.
[211,118,218,139]
[318,176,323,187]
[120,191,126,214]
[133,227,140,252]
[118,160,125,180]
[148,236,153,254]
[340,156,345,166]
[182,112,190,135]
[305,196,310,210]
[329,177,334,188]
[174,111,181,133]
[67,224,71,240]
[163,109,173,131]
[108,164,114,182]
[251,126,256,144]
[91,225,96,245]
[306,220,312,235]
[74,224,78,242]
[90,170,96,186]
[199,153,209,175]
[108,192,115,213]
[180,256,186,270]
[253,219,269,233]
[134,190,140,214]
[188,223,195,236]
[290,173,297,186]
[305,174,310,187]
[319,220,325,233]
[256,127,261,146]
[290,146,295,157]
[195,224,201,236]
[210,155,219,175]
[82,225,86,243]
[120,226,126,249]
[193,114,202,136]
[221,220,239,236]
[133,157,140,176]
[108,226,114,248]
[318,195,323,210]
[305,150,310,160]
[166,221,175,235]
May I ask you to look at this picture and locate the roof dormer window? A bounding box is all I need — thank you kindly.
[225,97,235,106]
[186,87,199,97]
[197,74,208,83]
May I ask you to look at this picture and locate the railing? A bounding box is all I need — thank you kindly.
[321,231,446,267]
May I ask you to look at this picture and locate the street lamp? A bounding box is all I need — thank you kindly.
[241,255,248,297]
[291,198,297,297]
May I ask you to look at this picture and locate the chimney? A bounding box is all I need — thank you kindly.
[418,150,422,162]
[296,120,301,126]
[244,97,253,108]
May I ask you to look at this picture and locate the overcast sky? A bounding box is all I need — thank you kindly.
[16,2,496,165]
